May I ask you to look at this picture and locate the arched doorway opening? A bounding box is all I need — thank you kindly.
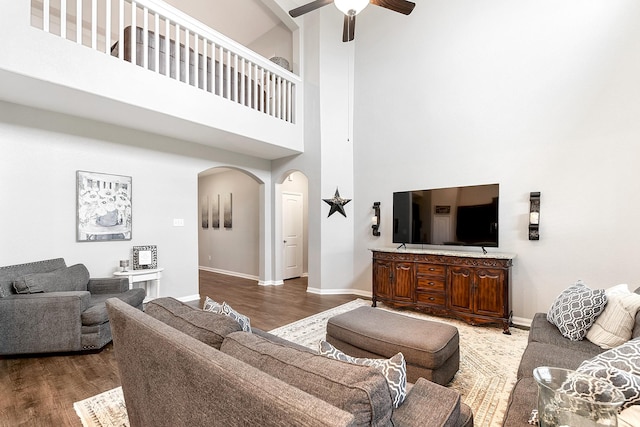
[198,167,263,280]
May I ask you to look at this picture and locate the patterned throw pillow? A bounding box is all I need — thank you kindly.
[202,297,251,333]
[318,340,407,408]
[587,285,640,349]
[547,281,607,341]
[577,338,640,409]
[202,296,223,312]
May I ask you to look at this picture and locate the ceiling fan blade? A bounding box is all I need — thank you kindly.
[289,0,334,18]
[342,14,356,42]
[370,0,415,15]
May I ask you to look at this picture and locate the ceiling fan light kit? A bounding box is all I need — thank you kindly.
[334,0,369,16]
[289,0,415,42]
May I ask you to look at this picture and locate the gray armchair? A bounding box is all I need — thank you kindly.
[0,258,145,355]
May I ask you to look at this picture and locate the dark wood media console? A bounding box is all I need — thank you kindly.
[371,249,515,334]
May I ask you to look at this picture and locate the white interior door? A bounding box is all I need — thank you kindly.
[433,216,452,245]
[282,192,303,280]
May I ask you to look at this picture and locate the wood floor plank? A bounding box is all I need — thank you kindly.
[0,272,361,426]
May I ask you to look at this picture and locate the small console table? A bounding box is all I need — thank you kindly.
[371,248,516,334]
[114,267,163,303]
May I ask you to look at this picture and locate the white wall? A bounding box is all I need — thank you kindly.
[0,101,272,300]
[198,169,261,278]
[352,1,640,321]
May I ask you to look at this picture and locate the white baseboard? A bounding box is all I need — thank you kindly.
[511,316,533,328]
[306,287,372,298]
[199,266,259,282]
[176,294,200,303]
[258,280,284,286]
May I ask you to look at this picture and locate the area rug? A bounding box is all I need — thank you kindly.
[74,298,528,427]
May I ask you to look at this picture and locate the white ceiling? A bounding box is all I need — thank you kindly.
[163,0,286,46]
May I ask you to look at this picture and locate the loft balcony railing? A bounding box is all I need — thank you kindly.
[30,0,298,124]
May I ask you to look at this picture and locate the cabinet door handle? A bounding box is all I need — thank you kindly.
[428,282,435,286]
[429,268,435,271]
[429,297,435,301]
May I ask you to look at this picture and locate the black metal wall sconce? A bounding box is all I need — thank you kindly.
[372,202,381,236]
[529,192,540,240]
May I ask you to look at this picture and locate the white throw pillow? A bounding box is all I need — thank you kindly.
[587,285,640,349]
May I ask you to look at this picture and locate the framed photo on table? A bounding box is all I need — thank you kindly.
[133,245,157,270]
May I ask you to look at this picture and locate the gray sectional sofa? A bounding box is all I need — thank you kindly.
[503,308,640,426]
[107,297,474,427]
[0,258,145,354]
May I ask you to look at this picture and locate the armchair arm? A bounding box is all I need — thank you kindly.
[0,291,91,355]
[392,378,462,427]
[88,277,129,294]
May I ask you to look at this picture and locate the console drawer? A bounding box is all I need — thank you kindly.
[416,277,445,291]
[416,263,445,276]
[416,292,445,306]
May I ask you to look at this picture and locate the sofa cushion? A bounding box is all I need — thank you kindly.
[577,338,640,410]
[15,264,90,294]
[221,331,393,426]
[547,281,607,341]
[587,287,640,349]
[82,289,146,326]
[517,342,600,380]
[145,297,242,350]
[13,280,45,294]
[319,340,407,408]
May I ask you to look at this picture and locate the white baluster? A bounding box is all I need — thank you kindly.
[164,18,170,76]
[184,29,190,85]
[225,50,231,100]
[105,0,111,54]
[131,2,136,64]
[91,0,97,49]
[118,0,124,59]
[76,0,82,44]
[154,12,159,73]
[240,58,245,106]
[174,24,180,81]
[61,0,67,39]
[194,34,199,88]
[142,7,148,69]
[43,0,50,33]
[217,45,223,97]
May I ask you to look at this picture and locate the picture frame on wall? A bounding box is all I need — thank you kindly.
[76,170,132,242]
[201,195,209,229]
[212,194,220,229]
[224,193,233,229]
[133,245,157,270]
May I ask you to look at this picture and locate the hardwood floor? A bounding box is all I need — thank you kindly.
[0,271,361,427]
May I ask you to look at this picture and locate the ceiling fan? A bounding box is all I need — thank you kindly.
[289,0,415,42]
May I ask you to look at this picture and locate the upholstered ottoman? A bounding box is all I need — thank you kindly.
[326,306,459,385]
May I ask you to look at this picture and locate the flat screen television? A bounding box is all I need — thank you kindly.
[392,184,499,247]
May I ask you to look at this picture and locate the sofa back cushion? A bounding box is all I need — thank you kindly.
[145,297,242,350]
[220,331,393,426]
[14,264,89,294]
[0,258,67,297]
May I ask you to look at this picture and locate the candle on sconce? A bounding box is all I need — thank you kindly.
[372,216,378,225]
[529,212,539,225]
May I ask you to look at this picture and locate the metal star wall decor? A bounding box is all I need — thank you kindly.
[323,188,351,218]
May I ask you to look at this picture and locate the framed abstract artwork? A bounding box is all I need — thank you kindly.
[76,171,132,241]
[224,193,233,229]
[201,195,209,229]
[212,194,220,229]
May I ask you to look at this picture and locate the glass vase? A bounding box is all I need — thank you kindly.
[533,367,624,427]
